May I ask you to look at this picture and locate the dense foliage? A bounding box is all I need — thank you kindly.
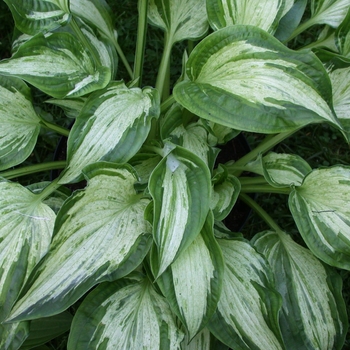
[1,0,350,349]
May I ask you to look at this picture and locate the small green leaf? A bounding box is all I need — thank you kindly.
[0,32,111,98]
[289,166,350,269]
[59,82,160,184]
[253,230,348,350]
[0,75,40,171]
[206,0,285,33]
[149,145,211,277]
[174,25,340,134]
[67,275,184,349]
[8,163,152,322]
[208,238,284,350]
[155,213,224,339]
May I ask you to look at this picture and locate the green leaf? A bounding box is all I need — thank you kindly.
[206,0,285,34]
[148,0,208,44]
[149,145,211,277]
[253,230,348,350]
[20,311,73,350]
[67,274,184,349]
[8,163,153,322]
[174,25,340,134]
[155,213,224,339]
[0,182,55,322]
[0,75,40,171]
[289,166,350,269]
[0,32,111,98]
[3,0,70,35]
[208,238,284,350]
[59,82,160,184]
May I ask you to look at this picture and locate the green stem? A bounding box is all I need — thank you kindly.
[37,177,62,202]
[134,0,149,86]
[240,193,283,233]
[240,184,291,195]
[40,120,70,137]
[238,176,268,186]
[114,40,134,79]
[286,18,316,42]
[160,95,175,113]
[0,161,66,180]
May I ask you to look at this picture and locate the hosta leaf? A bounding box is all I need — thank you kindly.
[0,322,29,350]
[149,145,211,277]
[174,25,341,134]
[45,97,86,118]
[208,239,284,350]
[3,0,70,35]
[154,213,224,339]
[0,32,111,98]
[8,163,153,322]
[335,8,350,56]
[148,0,208,44]
[330,67,350,138]
[310,0,350,28]
[252,230,348,350]
[0,75,40,171]
[289,166,350,269]
[206,0,285,34]
[0,182,55,322]
[59,82,159,184]
[181,327,211,350]
[67,274,184,349]
[246,152,312,187]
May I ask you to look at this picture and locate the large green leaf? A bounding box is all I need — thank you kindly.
[0,32,111,98]
[174,25,340,134]
[67,274,184,349]
[8,163,153,322]
[289,166,350,269]
[149,145,211,277]
[0,182,55,321]
[148,0,208,44]
[208,238,284,350]
[3,0,70,35]
[0,75,40,171]
[154,213,224,339]
[59,82,159,184]
[206,0,285,34]
[252,230,348,350]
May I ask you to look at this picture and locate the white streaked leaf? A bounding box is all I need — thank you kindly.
[335,9,350,56]
[310,0,350,28]
[289,166,350,269]
[252,230,348,350]
[8,163,153,322]
[45,97,86,119]
[174,25,340,134]
[181,327,211,350]
[67,274,184,349]
[330,67,350,138]
[0,321,29,350]
[3,0,70,35]
[155,213,224,339]
[208,238,284,350]
[148,0,208,44]
[206,0,285,34]
[0,75,40,171]
[0,32,111,99]
[149,145,211,278]
[0,182,55,324]
[59,81,159,184]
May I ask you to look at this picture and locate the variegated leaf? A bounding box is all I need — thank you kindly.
[148,0,208,44]
[3,0,70,35]
[206,0,285,34]
[45,97,86,119]
[149,145,211,277]
[0,32,111,99]
[335,8,350,56]
[59,82,159,184]
[154,213,224,339]
[289,166,350,269]
[181,327,211,350]
[208,238,284,350]
[67,274,184,349]
[0,75,40,171]
[310,0,350,28]
[0,321,29,350]
[0,181,55,326]
[8,163,153,322]
[252,230,348,350]
[174,25,340,134]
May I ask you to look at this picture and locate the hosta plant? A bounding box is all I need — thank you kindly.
[1,0,350,349]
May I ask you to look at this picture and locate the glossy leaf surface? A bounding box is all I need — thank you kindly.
[174,25,340,134]
[8,164,152,322]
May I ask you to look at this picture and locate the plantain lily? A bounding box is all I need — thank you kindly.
[1,0,350,349]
